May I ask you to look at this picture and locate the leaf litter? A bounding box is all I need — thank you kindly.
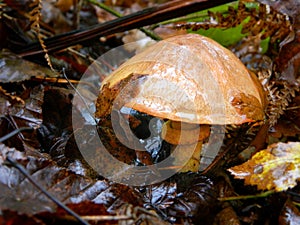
[1,0,300,224]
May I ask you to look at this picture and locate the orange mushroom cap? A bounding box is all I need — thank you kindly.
[96,34,266,125]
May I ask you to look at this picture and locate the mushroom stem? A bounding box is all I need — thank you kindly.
[172,141,203,172]
[161,121,210,145]
[161,121,210,172]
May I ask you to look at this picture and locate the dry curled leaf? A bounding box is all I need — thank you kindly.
[229,142,300,191]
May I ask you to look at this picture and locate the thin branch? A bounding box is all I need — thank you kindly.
[17,0,235,57]
[0,127,34,143]
[84,0,162,40]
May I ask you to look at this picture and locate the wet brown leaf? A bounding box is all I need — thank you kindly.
[0,144,143,216]
[257,0,300,83]
[166,173,217,223]
[0,49,57,83]
[37,86,76,153]
[256,0,300,19]
[275,34,300,84]
[268,119,300,140]
[1,210,45,225]
[116,203,170,225]
[279,198,300,225]
[285,96,300,128]
[38,201,117,225]
[143,181,177,211]
[0,84,44,151]
[213,206,241,225]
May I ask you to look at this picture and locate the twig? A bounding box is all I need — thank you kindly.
[86,0,161,41]
[17,0,235,57]
[0,127,34,143]
[62,68,98,125]
[81,215,131,221]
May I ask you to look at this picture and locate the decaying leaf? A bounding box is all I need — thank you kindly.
[0,84,44,151]
[166,174,217,223]
[142,181,177,211]
[213,206,241,225]
[0,49,57,83]
[0,144,142,216]
[278,198,300,225]
[229,142,300,191]
[257,0,300,84]
[0,210,45,225]
[38,201,114,225]
[115,203,170,225]
[256,0,299,20]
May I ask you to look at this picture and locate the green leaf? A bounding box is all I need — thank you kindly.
[191,23,247,47]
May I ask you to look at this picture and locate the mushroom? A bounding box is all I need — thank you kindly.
[95,34,266,172]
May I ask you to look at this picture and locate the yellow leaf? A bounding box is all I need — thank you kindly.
[228,142,300,192]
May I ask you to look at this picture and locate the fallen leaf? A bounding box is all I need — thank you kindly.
[37,86,76,153]
[0,49,58,83]
[142,181,177,210]
[268,118,300,139]
[0,84,44,151]
[285,96,300,128]
[38,201,117,225]
[166,173,216,223]
[213,206,241,225]
[115,203,171,225]
[0,144,142,216]
[278,198,300,225]
[229,142,300,191]
[257,0,300,84]
[1,210,45,225]
[256,0,300,19]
